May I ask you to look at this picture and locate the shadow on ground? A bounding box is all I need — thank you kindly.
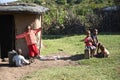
[0,63,9,67]
[59,54,85,61]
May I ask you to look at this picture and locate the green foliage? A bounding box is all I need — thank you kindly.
[62,14,84,34]
[74,0,83,4]
[19,0,116,34]
[84,11,103,29]
[55,0,67,5]
[114,0,120,5]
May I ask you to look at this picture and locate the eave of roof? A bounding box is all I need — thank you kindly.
[0,2,49,14]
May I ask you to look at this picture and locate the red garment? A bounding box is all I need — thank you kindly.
[16,28,41,45]
[84,36,93,46]
[28,44,39,57]
[16,28,41,57]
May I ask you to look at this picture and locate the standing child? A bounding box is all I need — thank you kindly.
[16,25,41,58]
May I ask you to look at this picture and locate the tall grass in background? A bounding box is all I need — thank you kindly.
[21,34,120,80]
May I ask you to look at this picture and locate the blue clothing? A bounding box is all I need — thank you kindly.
[13,55,29,67]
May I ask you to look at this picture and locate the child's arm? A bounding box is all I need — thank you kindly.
[34,27,42,35]
[84,37,88,43]
[96,43,100,54]
[16,32,26,39]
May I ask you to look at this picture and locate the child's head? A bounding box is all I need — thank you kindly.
[17,49,23,55]
[99,44,105,51]
[93,29,98,35]
[27,25,32,31]
[86,30,91,37]
[26,25,32,31]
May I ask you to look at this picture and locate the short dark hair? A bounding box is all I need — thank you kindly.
[17,49,22,55]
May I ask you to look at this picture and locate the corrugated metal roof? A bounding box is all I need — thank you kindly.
[0,2,49,14]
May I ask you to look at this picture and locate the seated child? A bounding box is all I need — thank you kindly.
[13,49,30,67]
[84,30,96,58]
[91,29,99,47]
[96,43,109,58]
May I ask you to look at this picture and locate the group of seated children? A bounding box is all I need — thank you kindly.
[84,29,109,58]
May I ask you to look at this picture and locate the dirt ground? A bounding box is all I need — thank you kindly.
[0,53,83,80]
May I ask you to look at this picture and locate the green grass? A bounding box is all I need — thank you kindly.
[41,35,85,55]
[20,34,120,80]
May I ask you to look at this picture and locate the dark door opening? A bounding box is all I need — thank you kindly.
[0,15,15,59]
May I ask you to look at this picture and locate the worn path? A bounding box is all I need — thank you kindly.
[0,53,81,80]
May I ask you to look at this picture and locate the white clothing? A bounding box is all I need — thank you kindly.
[13,55,29,67]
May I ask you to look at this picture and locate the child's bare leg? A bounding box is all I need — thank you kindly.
[91,49,96,57]
[84,48,90,59]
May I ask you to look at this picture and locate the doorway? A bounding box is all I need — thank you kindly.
[0,15,15,59]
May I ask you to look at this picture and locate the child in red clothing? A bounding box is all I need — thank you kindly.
[16,25,41,58]
[84,30,96,58]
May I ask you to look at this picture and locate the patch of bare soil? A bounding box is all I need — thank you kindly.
[0,53,84,80]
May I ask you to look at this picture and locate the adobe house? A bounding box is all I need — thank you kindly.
[0,2,49,57]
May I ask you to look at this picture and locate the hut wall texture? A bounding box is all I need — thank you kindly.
[15,14,42,57]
